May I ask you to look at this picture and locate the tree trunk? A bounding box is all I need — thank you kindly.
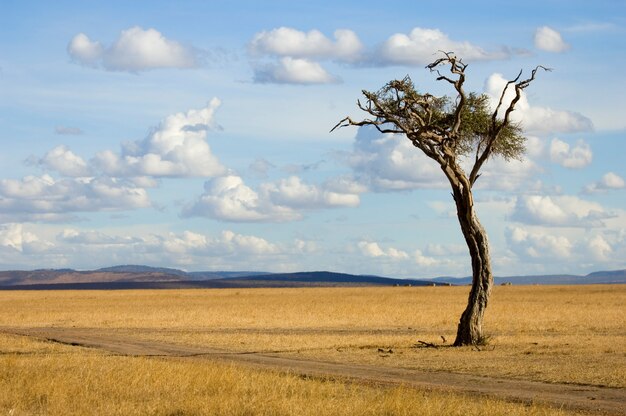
[451,186,494,346]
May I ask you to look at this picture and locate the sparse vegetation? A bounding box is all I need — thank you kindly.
[0,333,587,416]
[0,284,624,414]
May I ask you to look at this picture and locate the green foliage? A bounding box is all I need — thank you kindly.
[363,76,526,162]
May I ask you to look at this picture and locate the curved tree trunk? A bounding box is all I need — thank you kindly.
[450,185,494,346]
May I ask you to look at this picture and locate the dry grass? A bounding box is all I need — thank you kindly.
[0,333,583,416]
[1,285,623,387]
[0,284,624,415]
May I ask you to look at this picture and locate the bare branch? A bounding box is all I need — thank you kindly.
[330,116,403,134]
[469,65,549,185]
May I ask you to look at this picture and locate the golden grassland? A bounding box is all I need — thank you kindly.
[0,284,624,415]
[0,333,585,416]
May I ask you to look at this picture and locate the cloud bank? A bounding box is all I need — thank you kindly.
[68,27,198,72]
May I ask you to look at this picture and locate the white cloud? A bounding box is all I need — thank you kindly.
[485,73,593,134]
[0,223,41,252]
[38,145,91,177]
[345,126,541,193]
[378,27,507,66]
[58,228,280,267]
[248,27,362,85]
[584,172,625,193]
[507,226,573,259]
[414,249,437,267]
[182,175,279,222]
[93,99,225,177]
[250,27,363,62]
[549,138,592,169]
[357,241,409,260]
[183,174,361,222]
[601,172,626,189]
[357,241,438,268]
[510,195,613,227]
[58,229,140,245]
[262,176,360,209]
[253,57,338,85]
[221,230,279,255]
[0,175,150,222]
[424,243,466,257]
[534,26,570,53]
[587,235,612,261]
[344,126,446,192]
[67,33,103,67]
[68,27,197,72]
[247,26,511,84]
[472,157,541,191]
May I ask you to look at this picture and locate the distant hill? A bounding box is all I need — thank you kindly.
[0,266,624,290]
[187,271,270,280]
[0,268,188,287]
[216,271,434,288]
[96,265,189,276]
[430,269,626,285]
[0,269,433,290]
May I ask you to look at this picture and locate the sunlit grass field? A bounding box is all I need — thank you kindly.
[1,333,586,416]
[0,284,624,415]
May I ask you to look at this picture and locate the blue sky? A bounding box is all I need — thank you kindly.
[1,0,624,277]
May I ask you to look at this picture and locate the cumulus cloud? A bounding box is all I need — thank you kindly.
[549,138,592,169]
[183,174,361,222]
[357,241,409,260]
[414,249,437,267]
[510,195,614,227]
[485,73,593,134]
[79,229,278,263]
[93,99,225,177]
[68,27,197,72]
[253,57,338,84]
[249,27,363,61]
[249,27,362,85]
[37,145,91,177]
[378,27,507,66]
[182,175,289,222]
[534,26,570,53]
[58,229,140,245]
[247,26,512,84]
[261,176,360,209]
[587,235,612,261]
[342,126,446,192]
[424,243,466,257]
[507,226,573,259]
[0,174,150,222]
[221,230,279,255]
[341,125,541,193]
[67,33,103,67]
[357,240,438,267]
[471,157,541,191]
[0,223,42,252]
[584,172,625,193]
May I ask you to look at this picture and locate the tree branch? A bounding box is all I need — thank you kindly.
[469,65,550,186]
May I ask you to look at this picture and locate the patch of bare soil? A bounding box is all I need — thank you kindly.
[3,327,625,415]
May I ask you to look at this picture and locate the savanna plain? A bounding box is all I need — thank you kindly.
[0,284,624,415]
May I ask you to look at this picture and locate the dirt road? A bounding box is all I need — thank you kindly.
[4,327,625,415]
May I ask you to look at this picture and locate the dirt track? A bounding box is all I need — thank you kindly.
[4,327,625,415]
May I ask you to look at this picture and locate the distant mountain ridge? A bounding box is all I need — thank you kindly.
[430,269,626,285]
[0,265,624,289]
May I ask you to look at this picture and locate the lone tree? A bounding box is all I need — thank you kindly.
[333,52,547,346]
